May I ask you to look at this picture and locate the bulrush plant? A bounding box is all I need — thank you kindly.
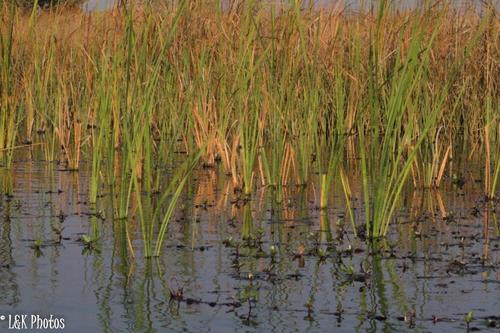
[317,71,349,210]
[55,117,83,171]
[1,0,499,245]
[484,98,500,200]
[258,94,290,203]
[232,0,267,197]
[0,1,17,168]
[89,55,113,204]
[358,1,493,238]
[153,149,202,257]
[358,1,443,238]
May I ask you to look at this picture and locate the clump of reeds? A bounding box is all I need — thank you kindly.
[1,0,498,250]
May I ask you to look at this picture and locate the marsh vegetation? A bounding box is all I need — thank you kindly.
[0,0,499,331]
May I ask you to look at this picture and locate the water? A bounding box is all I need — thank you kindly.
[81,0,497,12]
[0,160,498,332]
[82,0,116,12]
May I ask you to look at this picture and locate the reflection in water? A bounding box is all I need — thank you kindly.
[0,161,498,332]
[0,188,20,307]
[242,204,254,240]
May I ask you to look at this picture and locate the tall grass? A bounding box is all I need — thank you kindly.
[485,97,500,199]
[357,0,445,238]
[2,0,498,247]
[0,1,17,168]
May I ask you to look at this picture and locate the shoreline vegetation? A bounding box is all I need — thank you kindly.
[0,0,498,252]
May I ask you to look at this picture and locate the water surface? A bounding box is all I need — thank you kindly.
[81,0,496,12]
[0,160,498,332]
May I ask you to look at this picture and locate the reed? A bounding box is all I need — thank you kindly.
[1,0,498,243]
[485,97,500,199]
[0,1,17,168]
[358,0,447,238]
[153,149,202,257]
